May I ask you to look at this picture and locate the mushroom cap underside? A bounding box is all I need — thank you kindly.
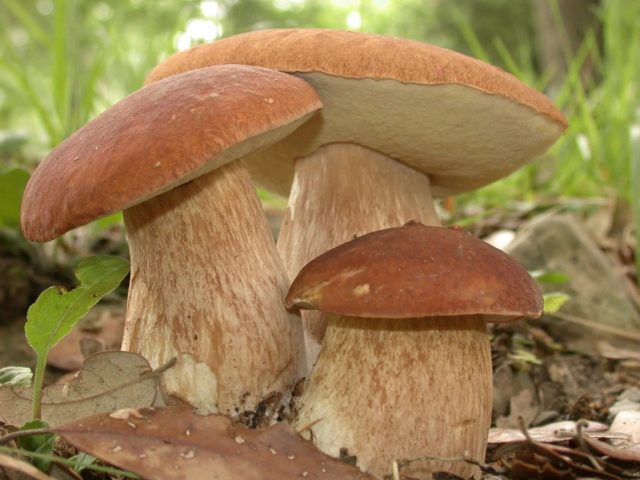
[20,64,322,242]
[286,222,543,321]
[146,28,567,197]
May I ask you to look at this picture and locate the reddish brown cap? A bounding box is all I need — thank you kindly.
[20,64,322,242]
[146,29,567,197]
[286,222,542,322]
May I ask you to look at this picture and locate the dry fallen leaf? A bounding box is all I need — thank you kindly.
[0,452,52,480]
[0,351,159,427]
[609,410,640,447]
[55,406,374,480]
[495,388,539,429]
[47,305,125,371]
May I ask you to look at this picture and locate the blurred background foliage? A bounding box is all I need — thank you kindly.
[0,0,638,263]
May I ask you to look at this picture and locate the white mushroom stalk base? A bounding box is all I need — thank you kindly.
[294,315,492,480]
[277,143,441,367]
[123,161,305,416]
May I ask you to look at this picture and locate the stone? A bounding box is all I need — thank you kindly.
[505,213,640,354]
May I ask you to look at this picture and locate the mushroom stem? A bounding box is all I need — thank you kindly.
[277,143,441,366]
[294,314,491,479]
[123,161,305,415]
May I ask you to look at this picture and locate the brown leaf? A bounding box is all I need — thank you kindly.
[0,453,52,480]
[610,410,640,447]
[495,388,539,429]
[55,406,374,480]
[583,436,640,464]
[47,306,124,371]
[0,351,159,427]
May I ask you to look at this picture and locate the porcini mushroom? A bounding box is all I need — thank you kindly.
[145,29,566,366]
[20,65,322,415]
[286,222,542,479]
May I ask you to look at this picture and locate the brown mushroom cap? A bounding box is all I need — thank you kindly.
[286,222,543,321]
[146,29,567,197]
[21,64,322,242]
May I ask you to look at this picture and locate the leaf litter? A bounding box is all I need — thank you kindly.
[54,405,374,480]
[0,351,166,428]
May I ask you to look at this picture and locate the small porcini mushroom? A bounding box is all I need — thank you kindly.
[20,65,322,415]
[145,29,566,366]
[286,222,542,479]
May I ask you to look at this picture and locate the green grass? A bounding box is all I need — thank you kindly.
[459,0,640,204]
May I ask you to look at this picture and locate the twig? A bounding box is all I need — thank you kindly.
[0,428,53,447]
[575,419,604,471]
[295,417,323,435]
[396,453,505,474]
[151,357,177,375]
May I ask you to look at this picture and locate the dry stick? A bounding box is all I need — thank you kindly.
[516,417,622,480]
[295,417,323,435]
[149,357,177,376]
[395,453,503,475]
[575,419,604,472]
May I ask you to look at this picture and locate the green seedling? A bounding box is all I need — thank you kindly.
[25,255,129,420]
[18,419,54,472]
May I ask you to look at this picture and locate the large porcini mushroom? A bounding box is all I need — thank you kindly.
[20,65,322,415]
[145,29,566,366]
[286,222,543,479]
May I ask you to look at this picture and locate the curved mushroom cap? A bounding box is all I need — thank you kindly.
[21,65,322,242]
[146,29,567,197]
[286,222,543,322]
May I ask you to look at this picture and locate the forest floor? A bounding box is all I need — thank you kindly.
[0,202,639,479]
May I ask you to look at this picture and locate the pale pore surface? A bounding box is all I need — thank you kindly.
[277,144,440,366]
[123,162,305,415]
[243,75,565,197]
[295,315,492,479]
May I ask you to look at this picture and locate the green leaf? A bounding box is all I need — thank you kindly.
[92,211,123,232]
[543,292,570,314]
[25,256,129,356]
[530,270,570,285]
[0,366,32,387]
[509,349,542,366]
[0,168,29,228]
[18,419,54,473]
[69,452,97,473]
[25,256,129,420]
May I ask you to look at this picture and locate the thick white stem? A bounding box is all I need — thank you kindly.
[277,143,441,367]
[294,315,492,479]
[123,162,305,415]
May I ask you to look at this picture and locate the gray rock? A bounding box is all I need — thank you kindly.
[506,213,640,354]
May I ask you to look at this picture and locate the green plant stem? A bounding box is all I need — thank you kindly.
[0,445,139,478]
[0,429,53,446]
[31,354,47,420]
